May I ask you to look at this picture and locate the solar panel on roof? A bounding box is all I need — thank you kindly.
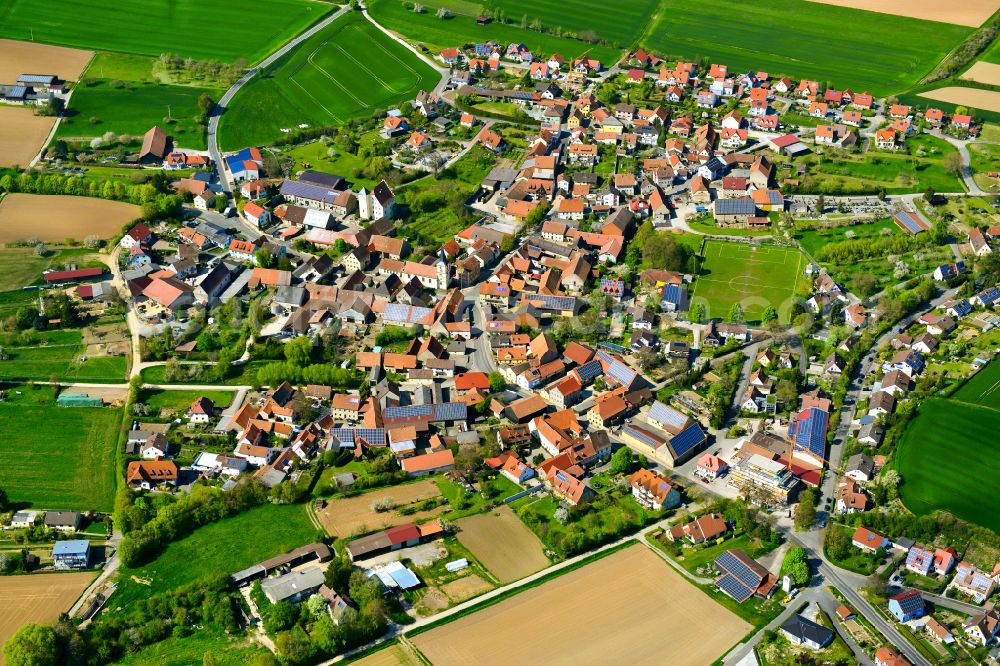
[622,425,661,448]
[649,401,687,429]
[575,360,602,383]
[716,573,753,602]
[716,551,762,589]
[668,423,706,458]
[608,361,637,387]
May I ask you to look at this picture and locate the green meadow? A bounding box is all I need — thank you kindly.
[0,385,120,511]
[0,0,332,63]
[641,0,970,96]
[220,12,439,150]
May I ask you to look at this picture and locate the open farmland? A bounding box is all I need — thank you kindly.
[456,506,550,583]
[367,0,620,66]
[805,0,998,26]
[0,39,93,83]
[0,194,139,243]
[389,0,659,48]
[412,545,750,665]
[0,0,332,63]
[0,386,120,511]
[961,61,1000,86]
[920,86,1000,113]
[351,643,423,666]
[109,503,316,612]
[0,107,56,168]
[897,375,1000,533]
[315,478,444,537]
[692,241,807,323]
[219,13,438,150]
[0,328,128,384]
[0,572,95,664]
[641,0,970,96]
[56,80,220,150]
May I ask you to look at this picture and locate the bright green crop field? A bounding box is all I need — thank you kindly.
[641,0,970,96]
[897,376,1000,533]
[691,241,808,323]
[389,0,658,49]
[0,385,120,511]
[367,0,621,63]
[0,0,332,63]
[56,80,220,150]
[219,12,438,150]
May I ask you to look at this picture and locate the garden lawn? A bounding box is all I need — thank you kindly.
[0,0,331,63]
[138,389,236,413]
[56,80,221,150]
[84,52,156,82]
[794,218,899,257]
[897,398,1000,533]
[0,329,127,383]
[287,141,376,189]
[219,12,439,150]
[691,241,808,323]
[642,0,969,96]
[115,631,270,666]
[368,0,621,64]
[0,387,120,510]
[110,503,318,612]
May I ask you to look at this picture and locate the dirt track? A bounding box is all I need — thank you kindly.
[412,545,750,666]
[315,478,442,537]
[0,107,56,168]
[0,572,95,665]
[456,506,549,583]
[0,39,93,84]
[961,62,1000,87]
[920,86,1000,114]
[806,0,998,26]
[0,193,140,243]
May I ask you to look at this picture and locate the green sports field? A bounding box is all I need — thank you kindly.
[691,241,807,323]
[0,386,120,511]
[897,367,1000,532]
[367,0,620,64]
[641,0,970,96]
[0,0,331,63]
[57,80,221,150]
[219,12,439,150]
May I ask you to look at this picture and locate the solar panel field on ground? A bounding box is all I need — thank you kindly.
[691,241,807,323]
[897,361,1000,533]
[641,0,970,96]
[219,13,438,150]
[0,0,330,62]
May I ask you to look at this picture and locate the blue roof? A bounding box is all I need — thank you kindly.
[387,566,420,589]
[668,423,707,459]
[52,540,90,556]
[789,407,828,457]
[978,287,999,305]
[950,299,973,316]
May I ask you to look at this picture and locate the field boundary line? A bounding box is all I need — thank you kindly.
[328,41,398,94]
[304,41,367,108]
[365,27,421,79]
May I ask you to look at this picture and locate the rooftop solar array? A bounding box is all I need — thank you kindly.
[716,573,754,602]
[622,424,663,448]
[668,423,707,458]
[649,401,688,430]
[661,283,683,305]
[790,407,828,457]
[525,294,577,311]
[715,198,756,216]
[383,303,432,324]
[716,550,763,589]
[280,180,339,205]
[384,402,467,423]
[329,428,386,446]
[607,360,638,387]
[894,212,928,234]
[575,359,602,383]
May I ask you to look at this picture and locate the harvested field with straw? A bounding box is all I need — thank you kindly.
[961,61,1000,86]
[0,572,94,664]
[456,506,549,583]
[920,86,1000,113]
[0,107,55,168]
[412,545,750,666]
[806,0,998,26]
[0,194,139,243]
[0,39,93,83]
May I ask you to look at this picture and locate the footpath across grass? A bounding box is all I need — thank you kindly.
[691,241,807,323]
[0,384,121,511]
[220,12,438,149]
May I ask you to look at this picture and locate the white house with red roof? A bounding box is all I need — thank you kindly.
[120,223,153,249]
[696,453,728,480]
